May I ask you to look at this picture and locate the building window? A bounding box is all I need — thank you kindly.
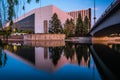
[44,20,48,33]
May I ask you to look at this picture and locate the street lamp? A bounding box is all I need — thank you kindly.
[93,0,96,24]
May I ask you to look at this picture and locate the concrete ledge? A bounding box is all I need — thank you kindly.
[65,37,92,43]
[23,40,65,47]
[92,37,120,44]
[24,34,65,40]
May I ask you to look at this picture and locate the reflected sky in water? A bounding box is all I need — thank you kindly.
[0,41,109,80]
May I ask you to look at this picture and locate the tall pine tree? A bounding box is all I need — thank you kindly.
[75,13,83,36]
[49,13,63,34]
[64,18,75,38]
[83,16,89,36]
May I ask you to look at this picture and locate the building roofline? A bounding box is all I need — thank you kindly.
[66,8,91,13]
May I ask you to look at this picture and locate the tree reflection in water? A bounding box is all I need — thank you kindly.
[49,46,64,66]
[64,43,74,60]
[75,44,90,67]
[0,40,7,68]
[49,43,90,67]
[0,49,7,68]
[1,41,90,68]
[111,44,120,53]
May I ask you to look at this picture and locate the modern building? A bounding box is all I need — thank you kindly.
[67,8,91,30]
[14,5,91,33]
[67,9,91,23]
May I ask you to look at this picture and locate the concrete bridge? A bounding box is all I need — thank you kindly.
[89,0,120,37]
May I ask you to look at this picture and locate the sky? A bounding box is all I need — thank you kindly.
[17,0,114,26]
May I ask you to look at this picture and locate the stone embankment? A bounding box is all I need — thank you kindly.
[65,37,92,43]
[24,34,65,41]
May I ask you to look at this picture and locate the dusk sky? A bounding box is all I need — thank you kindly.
[17,0,114,26]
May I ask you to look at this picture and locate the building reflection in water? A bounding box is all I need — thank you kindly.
[2,40,120,79]
[3,41,91,72]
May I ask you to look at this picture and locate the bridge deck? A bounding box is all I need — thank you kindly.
[90,0,120,32]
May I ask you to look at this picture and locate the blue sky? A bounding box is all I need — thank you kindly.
[17,0,114,26]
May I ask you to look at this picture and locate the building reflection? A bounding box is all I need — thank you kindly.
[3,41,90,72]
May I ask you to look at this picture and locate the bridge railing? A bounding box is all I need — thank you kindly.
[93,0,120,28]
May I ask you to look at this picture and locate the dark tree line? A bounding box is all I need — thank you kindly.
[66,13,90,37]
[49,13,90,37]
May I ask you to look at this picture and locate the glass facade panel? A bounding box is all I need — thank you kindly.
[15,14,35,32]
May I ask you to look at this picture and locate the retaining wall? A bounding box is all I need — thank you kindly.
[24,34,65,40]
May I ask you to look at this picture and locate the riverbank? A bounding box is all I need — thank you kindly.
[65,37,92,43]
[1,35,120,44]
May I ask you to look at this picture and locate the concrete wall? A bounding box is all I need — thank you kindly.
[24,34,65,41]
[34,5,53,33]
[23,40,65,47]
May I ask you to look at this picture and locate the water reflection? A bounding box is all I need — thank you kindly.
[1,40,120,79]
[3,42,92,71]
[0,49,7,68]
[75,44,90,66]
[0,41,101,80]
[49,46,64,66]
[91,43,120,80]
[108,44,120,53]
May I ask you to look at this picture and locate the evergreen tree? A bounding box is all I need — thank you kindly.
[83,16,89,36]
[64,18,75,38]
[75,13,83,36]
[49,13,63,34]
[70,18,75,35]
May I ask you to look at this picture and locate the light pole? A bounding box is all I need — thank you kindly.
[93,0,96,24]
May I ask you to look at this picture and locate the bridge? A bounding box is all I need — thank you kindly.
[89,0,120,37]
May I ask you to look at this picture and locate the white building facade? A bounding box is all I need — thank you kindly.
[14,5,91,33]
[14,5,72,33]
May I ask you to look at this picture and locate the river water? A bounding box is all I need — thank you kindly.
[0,40,120,80]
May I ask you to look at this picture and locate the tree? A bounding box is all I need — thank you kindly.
[0,0,40,26]
[83,16,89,36]
[75,13,83,36]
[0,0,7,28]
[49,13,63,34]
[4,26,12,40]
[64,18,75,38]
